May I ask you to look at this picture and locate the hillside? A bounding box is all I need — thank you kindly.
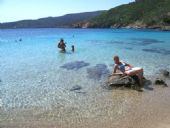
[81,0,170,30]
[0,11,105,28]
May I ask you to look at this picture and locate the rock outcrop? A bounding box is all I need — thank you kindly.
[105,75,140,89]
[74,0,170,31]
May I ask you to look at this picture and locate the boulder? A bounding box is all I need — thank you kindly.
[106,75,140,89]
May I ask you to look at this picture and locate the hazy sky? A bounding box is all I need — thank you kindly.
[0,0,134,23]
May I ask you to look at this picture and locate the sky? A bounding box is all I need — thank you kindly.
[0,0,134,23]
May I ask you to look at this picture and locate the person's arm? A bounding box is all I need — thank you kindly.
[113,64,118,74]
[58,42,61,48]
[112,64,124,75]
[110,65,124,76]
[110,72,123,76]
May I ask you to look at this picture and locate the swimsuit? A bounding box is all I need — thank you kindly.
[116,62,142,74]
[117,62,127,72]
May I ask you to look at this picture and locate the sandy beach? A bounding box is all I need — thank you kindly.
[0,77,170,128]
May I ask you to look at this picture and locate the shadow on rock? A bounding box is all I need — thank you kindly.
[87,64,110,80]
[60,61,90,70]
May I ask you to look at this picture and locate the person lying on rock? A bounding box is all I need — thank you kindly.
[112,55,144,87]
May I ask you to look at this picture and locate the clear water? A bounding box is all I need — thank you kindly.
[0,28,170,125]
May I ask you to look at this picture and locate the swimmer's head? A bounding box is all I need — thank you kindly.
[60,38,64,42]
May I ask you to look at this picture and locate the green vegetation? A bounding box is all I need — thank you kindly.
[89,0,170,28]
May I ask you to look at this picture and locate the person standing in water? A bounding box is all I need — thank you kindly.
[71,45,75,52]
[58,38,66,52]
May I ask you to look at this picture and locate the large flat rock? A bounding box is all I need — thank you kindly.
[106,75,139,89]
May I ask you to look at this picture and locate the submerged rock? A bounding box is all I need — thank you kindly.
[155,78,168,87]
[106,75,140,89]
[142,48,170,55]
[70,85,82,91]
[69,85,86,94]
[60,61,90,70]
[74,91,86,94]
[130,38,164,46]
[87,64,110,80]
[125,47,133,50]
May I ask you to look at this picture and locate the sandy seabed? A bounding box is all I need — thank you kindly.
[0,78,170,128]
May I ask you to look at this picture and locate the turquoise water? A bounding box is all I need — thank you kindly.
[0,28,170,116]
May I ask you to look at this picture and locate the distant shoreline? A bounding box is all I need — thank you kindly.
[0,27,170,32]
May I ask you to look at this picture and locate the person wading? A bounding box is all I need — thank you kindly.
[58,38,66,52]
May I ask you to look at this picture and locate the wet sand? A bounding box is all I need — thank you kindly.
[0,78,170,128]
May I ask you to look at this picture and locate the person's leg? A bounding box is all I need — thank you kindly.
[137,71,143,87]
[126,68,144,86]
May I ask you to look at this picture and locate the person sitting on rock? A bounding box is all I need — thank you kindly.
[112,55,144,87]
[58,38,66,52]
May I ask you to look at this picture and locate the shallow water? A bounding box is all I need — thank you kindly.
[0,28,170,127]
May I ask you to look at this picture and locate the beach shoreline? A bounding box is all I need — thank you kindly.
[0,74,170,128]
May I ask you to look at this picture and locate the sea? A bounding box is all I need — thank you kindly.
[0,28,170,128]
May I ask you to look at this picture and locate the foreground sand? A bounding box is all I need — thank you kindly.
[0,78,170,128]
